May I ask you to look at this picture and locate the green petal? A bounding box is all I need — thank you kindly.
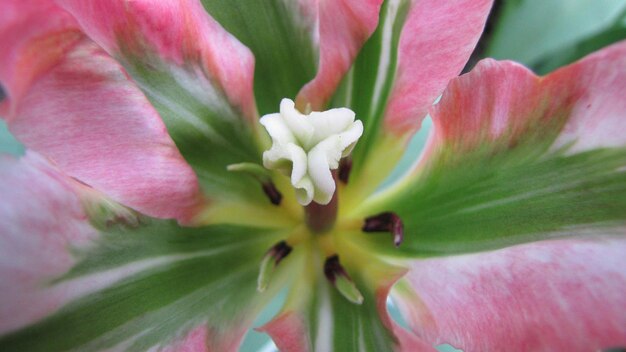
[358,145,626,257]
[354,52,626,257]
[0,219,287,351]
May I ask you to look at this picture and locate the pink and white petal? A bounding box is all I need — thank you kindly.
[400,238,626,351]
[0,152,97,333]
[56,0,257,120]
[159,326,210,352]
[257,312,310,352]
[56,0,283,210]
[549,41,626,153]
[0,1,204,221]
[296,0,384,110]
[423,40,626,168]
[374,273,437,352]
[160,324,248,352]
[384,0,493,136]
[425,59,566,156]
[6,39,204,221]
[0,0,80,112]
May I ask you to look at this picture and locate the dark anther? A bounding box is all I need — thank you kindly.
[261,182,282,205]
[268,240,292,265]
[258,240,292,292]
[323,255,344,284]
[602,348,626,352]
[323,255,364,304]
[338,157,352,184]
[362,212,404,247]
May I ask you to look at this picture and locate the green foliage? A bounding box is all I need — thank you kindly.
[486,0,626,74]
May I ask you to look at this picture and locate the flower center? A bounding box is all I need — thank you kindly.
[260,98,363,206]
[256,99,401,304]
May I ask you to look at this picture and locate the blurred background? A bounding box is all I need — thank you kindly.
[1,1,625,351]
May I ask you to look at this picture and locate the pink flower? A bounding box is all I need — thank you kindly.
[1,0,625,351]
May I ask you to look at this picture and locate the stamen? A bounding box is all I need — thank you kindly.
[261,182,283,205]
[257,241,292,292]
[324,255,364,304]
[362,212,404,247]
[227,162,283,205]
[338,157,352,184]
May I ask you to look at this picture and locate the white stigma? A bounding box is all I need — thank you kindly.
[260,98,363,205]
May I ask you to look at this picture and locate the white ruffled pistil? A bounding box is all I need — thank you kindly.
[260,99,363,205]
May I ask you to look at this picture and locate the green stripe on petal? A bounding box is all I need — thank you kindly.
[261,246,426,351]
[355,49,626,257]
[306,275,392,350]
[0,219,288,352]
[336,0,411,168]
[124,58,266,204]
[333,0,411,196]
[360,146,626,257]
[335,0,492,201]
[263,282,401,351]
[58,0,274,210]
[200,0,318,115]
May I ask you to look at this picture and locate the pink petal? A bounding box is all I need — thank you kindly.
[0,1,204,221]
[296,0,384,110]
[0,152,97,333]
[257,312,310,352]
[422,41,626,167]
[56,0,257,120]
[426,59,563,156]
[161,324,248,352]
[400,238,626,350]
[384,0,492,136]
[550,41,626,153]
[161,326,210,352]
[374,271,437,352]
[0,0,79,109]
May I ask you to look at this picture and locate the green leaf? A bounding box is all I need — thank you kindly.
[200,0,318,116]
[532,26,626,74]
[0,219,287,351]
[486,0,626,71]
